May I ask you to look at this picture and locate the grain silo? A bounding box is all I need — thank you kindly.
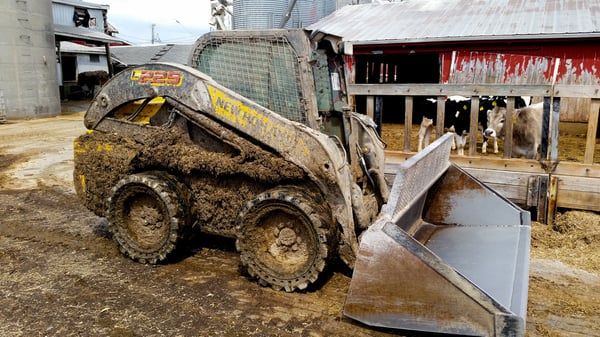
[0,0,61,120]
[232,0,337,30]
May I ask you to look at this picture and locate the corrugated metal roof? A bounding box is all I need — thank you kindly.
[54,24,124,44]
[52,0,108,10]
[60,41,106,54]
[110,44,193,66]
[308,0,600,45]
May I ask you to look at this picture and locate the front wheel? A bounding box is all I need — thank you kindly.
[236,186,336,292]
[108,172,190,264]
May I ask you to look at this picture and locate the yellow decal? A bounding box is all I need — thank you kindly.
[96,143,113,152]
[78,174,86,190]
[73,140,86,153]
[206,85,310,156]
[130,69,183,86]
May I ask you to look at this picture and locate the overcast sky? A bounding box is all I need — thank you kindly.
[87,0,214,45]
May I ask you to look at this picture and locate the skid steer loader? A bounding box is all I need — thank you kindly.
[74,29,530,336]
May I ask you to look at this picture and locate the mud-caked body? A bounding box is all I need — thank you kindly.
[74,47,387,291]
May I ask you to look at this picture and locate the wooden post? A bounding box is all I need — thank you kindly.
[469,96,479,156]
[549,97,561,162]
[436,96,444,139]
[540,97,552,160]
[584,99,600,164]
[104,43,114,77]
[537,175,549,224]
[503,97,515,158]
[546,175,559,226]
[366,95,374,120]
[404,96,413,152]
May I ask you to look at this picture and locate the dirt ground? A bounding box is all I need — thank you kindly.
[0,102,599,337]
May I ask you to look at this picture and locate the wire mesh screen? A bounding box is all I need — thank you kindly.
[192,35,307,124]
[386,133,453,221]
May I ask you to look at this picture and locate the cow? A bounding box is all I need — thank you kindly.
[484,102,544,159]
[416,96,471,155]
[480,96,528,154]
[417,116,434,151]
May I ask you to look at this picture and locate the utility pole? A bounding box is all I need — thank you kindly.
[151,23,156,44]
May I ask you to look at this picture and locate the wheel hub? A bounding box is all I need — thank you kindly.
[276,226,298,248]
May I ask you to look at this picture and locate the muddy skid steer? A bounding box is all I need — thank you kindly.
[74,29,530,336]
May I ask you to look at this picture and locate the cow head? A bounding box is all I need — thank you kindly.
[484,106,506,139]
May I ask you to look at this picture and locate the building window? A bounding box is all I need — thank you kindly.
[90,54,100,63]
[73,8,91,27]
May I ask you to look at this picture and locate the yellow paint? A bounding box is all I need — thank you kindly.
[113,97,165,124]
[73,141,86,153]
[78,174,86,190]
[96,143,113,152]
[206,85,310,157]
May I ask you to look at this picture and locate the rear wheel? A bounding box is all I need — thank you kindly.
[108,172,190,264]
[236,186,335,292]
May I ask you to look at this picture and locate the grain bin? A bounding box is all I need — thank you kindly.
[0,0,60,119]
[232,0,336,29]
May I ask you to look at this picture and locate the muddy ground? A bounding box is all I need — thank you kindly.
[0,102,599,336]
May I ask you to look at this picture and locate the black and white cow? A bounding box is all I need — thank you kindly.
[417,96,524,155]
[416,96,471,155]
[484,102,543,159]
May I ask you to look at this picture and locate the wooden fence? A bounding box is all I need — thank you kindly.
[349,83,600,223]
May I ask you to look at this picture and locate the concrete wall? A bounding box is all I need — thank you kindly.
[0,0,61,119]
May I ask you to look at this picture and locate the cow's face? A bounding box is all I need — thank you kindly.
[484,106,506,139]
[421,116,433,128]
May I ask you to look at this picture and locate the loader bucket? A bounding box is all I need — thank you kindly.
[344,133,530,337]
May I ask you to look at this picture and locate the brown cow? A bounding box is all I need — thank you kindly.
[484,102,543,159]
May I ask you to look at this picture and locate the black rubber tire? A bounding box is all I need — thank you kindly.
[235,186,335,292]
[108,172,189,264]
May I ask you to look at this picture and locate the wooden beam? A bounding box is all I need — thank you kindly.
[584,99,599,164]
[404,96,413,152]
[349,83,600,98]
[503,97,515,159]
[554,84,600,99]
[548,97,561,162]
[366,95,374,119]
[468,96,479,156]
[347,83,553,97]
[436,96,445,139]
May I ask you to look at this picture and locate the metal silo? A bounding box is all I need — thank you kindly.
[0,0,60,120]
[232,0,337,30]
[233,0,285,29]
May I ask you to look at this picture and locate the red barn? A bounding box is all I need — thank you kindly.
[310,0,600,222]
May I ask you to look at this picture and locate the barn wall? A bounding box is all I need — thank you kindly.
[352,39,600,122]
[345,43,600,223]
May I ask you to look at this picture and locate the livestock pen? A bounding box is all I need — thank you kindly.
[350,82,600,224]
